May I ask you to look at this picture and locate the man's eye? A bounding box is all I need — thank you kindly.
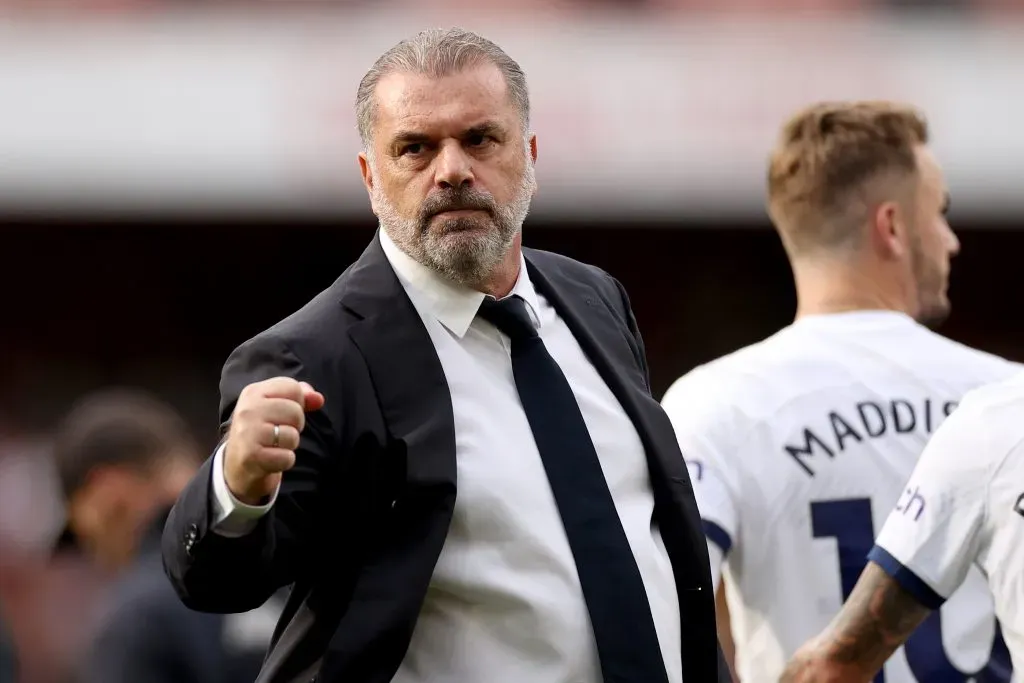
[402,143,424,156]
[467,134,489,147]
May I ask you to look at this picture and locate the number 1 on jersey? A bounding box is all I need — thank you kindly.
[810,498,1012,682]
[811,498,885,683]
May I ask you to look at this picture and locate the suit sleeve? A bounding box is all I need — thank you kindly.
[163,334,338,613]
[604,271,731,680]
[609,275,652,393]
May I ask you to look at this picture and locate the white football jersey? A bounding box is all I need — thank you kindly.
[660,311,1022,683]
[873,372,1024,675]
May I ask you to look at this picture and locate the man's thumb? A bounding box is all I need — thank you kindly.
[299,381,325,411]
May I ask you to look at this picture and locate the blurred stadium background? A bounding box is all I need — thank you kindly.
[1,0,1022,681]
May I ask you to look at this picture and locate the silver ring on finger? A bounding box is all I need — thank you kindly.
[271,424,281,448]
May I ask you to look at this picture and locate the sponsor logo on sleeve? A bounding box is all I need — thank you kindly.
[896,485,927,522]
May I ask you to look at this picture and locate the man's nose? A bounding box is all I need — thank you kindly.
[434,141,474,190]
[946,225,961,256]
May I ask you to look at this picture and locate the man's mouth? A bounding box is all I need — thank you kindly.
[434,208,486,217]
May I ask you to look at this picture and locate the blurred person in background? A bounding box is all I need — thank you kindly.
[163,26,729,683]
[0,424,105,683]
[781,371,1024,681]
[660,101,1021,682]
[52,388,280,683]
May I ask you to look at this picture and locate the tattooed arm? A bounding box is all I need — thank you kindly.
[779,563,931,682]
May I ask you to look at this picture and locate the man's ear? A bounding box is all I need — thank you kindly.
[358,152,379,216]
[528,133,539,196]
[870,200,908,261]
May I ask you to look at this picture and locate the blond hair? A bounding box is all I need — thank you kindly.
[767,101,929,255]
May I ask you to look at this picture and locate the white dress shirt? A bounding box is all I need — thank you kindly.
[209,229,683,683]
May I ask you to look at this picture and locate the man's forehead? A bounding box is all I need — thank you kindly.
[914,145,940,173]
[914,145,946,190]
[372,64,514,132]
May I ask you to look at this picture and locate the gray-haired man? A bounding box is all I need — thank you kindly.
[163,28,730,683]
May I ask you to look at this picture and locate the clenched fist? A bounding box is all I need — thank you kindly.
[224,377,325,505]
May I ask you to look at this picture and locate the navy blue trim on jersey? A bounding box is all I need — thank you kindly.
[702,519,733,556]
[867,545,946,610]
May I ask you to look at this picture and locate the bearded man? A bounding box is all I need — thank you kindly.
[162,27,728,683]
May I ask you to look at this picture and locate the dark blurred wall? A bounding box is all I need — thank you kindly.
[3,219,1022,442]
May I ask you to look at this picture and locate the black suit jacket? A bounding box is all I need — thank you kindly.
[163,233,727,683]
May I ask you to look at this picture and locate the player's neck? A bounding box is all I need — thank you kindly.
[792,258,912,321]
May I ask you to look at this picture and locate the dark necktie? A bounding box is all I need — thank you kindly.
[477,295,671,683]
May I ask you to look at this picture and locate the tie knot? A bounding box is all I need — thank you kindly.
[477,295,537,342]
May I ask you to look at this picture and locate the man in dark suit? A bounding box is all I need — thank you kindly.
[52,388,281,683]
[163,27,728,683]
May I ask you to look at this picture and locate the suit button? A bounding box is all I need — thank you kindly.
[184,524,199,556]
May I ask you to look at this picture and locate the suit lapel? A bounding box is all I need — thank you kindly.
[339,233,457,493]
[318,232,457,683]
[525,255,710,590]
[526,255,718,678]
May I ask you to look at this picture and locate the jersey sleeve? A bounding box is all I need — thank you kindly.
[661,371,743,589]
[869,397,994,609]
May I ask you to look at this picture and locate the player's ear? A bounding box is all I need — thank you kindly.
[871,200,907,261]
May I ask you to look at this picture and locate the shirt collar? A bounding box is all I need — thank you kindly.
[378,227,540,338]
[792,310,917,328]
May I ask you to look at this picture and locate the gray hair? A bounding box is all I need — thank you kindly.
[355,28,531,149]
